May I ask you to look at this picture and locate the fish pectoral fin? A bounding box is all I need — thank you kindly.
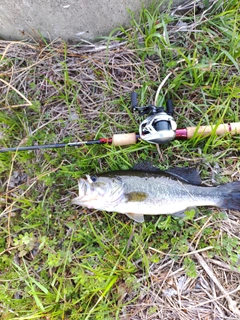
[125,213,145,223]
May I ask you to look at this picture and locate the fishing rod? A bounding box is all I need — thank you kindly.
[0,92,240,152]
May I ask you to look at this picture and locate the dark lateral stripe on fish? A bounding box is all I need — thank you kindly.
[126,192,148,202]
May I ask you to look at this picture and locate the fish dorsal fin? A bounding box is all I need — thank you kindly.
[166,167,202,186]
[133,161,160,172]
[133,162,202,186]
[126,213,145,223]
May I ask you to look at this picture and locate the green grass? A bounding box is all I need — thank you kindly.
[0,0,240,319]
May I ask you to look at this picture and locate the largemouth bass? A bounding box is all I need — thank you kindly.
[72,165,240,222]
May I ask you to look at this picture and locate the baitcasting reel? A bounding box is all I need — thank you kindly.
[130,92,177,144]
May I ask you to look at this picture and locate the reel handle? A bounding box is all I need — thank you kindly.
[131,92,138,109]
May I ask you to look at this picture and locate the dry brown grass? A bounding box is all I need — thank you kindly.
[0,1,240,319]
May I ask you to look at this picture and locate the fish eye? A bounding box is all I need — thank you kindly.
[90,176,97,182]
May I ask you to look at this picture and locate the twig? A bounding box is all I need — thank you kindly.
[203,255,240,274]
[0,78,32,107]
[1,161,64,220]
[149,245,213,257]
[187,242,240,316]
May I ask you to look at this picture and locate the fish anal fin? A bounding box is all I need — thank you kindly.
[126,213,145,223]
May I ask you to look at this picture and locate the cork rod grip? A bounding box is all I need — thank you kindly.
[112,132,138,146]
[186,122,240,139]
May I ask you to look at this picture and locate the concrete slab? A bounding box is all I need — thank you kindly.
[0,0,186,42]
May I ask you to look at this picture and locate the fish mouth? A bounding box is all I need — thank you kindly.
[72,176,125,208]
[77,178,95,200]
[71,179,96,206]
[74,178,110,202]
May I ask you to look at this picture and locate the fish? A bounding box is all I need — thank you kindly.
[72,163,240,222]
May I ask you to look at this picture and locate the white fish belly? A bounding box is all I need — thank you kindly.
[112,197,218,215]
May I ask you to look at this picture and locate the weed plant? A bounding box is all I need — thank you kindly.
[0,0,240,319]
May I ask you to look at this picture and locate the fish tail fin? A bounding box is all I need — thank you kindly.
[220,181,240,210]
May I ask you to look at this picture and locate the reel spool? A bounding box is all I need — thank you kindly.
[130,92,177,144]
